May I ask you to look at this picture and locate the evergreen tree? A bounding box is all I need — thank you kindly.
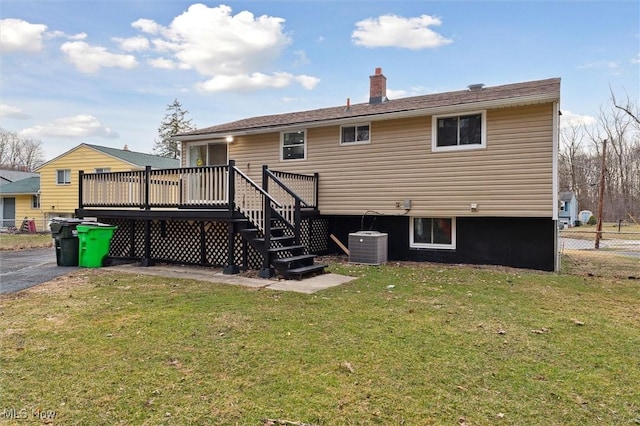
[153,99,195,159]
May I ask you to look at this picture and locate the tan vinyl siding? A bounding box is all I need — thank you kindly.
[210,103,555,217]
[38,145,140,216]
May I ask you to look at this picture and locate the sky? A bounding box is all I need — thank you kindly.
[1,0,639,162]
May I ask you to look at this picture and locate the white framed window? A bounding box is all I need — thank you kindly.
[432,111,486,152]
[410,217,456,249]
[32,195,40,209]
[56,169,71,185]
[95,168,111,173]
[340,123,370,145]
[281,130,306,161]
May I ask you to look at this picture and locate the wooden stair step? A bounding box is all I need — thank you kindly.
[268,245,305,254]
[273,254,316,265]
[254,236,294,244]
[285,263,328,279]
[240,227,286,235]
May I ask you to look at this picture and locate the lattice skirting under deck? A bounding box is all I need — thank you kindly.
[102,217,328,270]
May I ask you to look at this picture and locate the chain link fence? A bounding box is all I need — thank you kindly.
[559,228,640,259]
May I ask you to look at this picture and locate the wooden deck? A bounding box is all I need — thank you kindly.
[76,161,328,279]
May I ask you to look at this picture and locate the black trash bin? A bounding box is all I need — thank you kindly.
[50,218,84,266]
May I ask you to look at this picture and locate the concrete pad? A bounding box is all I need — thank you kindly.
[265,273,356,294]
[107,263,356,294]
[108,264,269,289]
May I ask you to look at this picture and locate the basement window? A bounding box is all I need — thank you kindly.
[341,123,370,145]
[432,111,486,152]
[410,217,456,249]
[281,130,306,160]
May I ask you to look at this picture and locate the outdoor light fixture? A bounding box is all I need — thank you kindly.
[470,203,478,212]
[225,136,234,143]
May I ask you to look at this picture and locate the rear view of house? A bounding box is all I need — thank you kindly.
[176,69,561,271]
[76,69,561,275]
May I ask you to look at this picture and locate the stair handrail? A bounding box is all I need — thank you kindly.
[263,166,304,247]
[232,166,282,208]
[268,170,318,208]
[265,170,310,208]
[230,162,282,234]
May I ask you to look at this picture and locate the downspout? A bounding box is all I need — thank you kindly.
[552,101,560,272]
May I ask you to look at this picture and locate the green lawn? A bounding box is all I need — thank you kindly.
[0,232,52,250]
[2,259,639,425]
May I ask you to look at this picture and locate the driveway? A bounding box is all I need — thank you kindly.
[0,248,79,294]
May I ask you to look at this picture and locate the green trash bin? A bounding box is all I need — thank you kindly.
[76,223,118,268]
[50,218,84,266]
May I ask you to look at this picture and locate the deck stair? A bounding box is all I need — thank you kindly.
[239,221,327,280]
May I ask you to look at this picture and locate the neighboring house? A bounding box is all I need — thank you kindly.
[76,69,561,276]
[559,191,578,227]
[0,169,40,230]
[37,144,179,224]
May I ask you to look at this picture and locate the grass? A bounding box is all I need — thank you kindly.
[562,223,640,241]
[1,257,639,425]
[0,232,53,250]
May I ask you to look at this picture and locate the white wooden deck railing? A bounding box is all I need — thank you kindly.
[79,164,311,236]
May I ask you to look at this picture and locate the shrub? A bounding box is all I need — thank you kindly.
[587,215,597,225]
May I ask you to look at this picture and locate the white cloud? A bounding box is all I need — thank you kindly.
[386,88,408,99]
[560,110,597,128]
[160,4,290,75]
[293,49,310,66]
[130,4,317,91]
[0,104,30,119]
[197,72,318,92]
[19,114,118,139]
[148,57,177,69]
[112,36,150,52]
[295,74,320,90]
[0,18,48,53]
[352,14,452,49]
[44,30,86,41]
[132,18,163,35]
[60,41,138,73]
[631,53,640,64]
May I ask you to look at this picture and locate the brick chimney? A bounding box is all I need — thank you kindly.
[369,67,387,104]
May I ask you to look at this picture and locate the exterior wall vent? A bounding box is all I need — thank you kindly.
[348,231,388,265]
[467,83,485,91]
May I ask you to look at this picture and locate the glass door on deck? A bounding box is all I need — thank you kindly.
[186,143,228,204]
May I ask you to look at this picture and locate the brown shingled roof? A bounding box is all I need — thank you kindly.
[179,77,560,138]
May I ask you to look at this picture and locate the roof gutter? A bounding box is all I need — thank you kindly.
[172,92,559,141]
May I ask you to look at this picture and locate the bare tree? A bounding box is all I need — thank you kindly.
[611,89,640,126]
[582,94,640,221]
[20,138,45,170]
[559,124,586,195]
[0,128,44,171]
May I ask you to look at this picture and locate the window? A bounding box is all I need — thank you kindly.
[432,112,486,151]
[410,217,456,249]
[32,195,40,209]
[56,169,71,185]
[95,168,111,173]
[281,130,306,160]
[341,123,370,145]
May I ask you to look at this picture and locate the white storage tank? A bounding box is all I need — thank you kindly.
[348,231,388,265]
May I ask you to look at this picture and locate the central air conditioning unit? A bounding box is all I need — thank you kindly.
[348,231,388,265]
